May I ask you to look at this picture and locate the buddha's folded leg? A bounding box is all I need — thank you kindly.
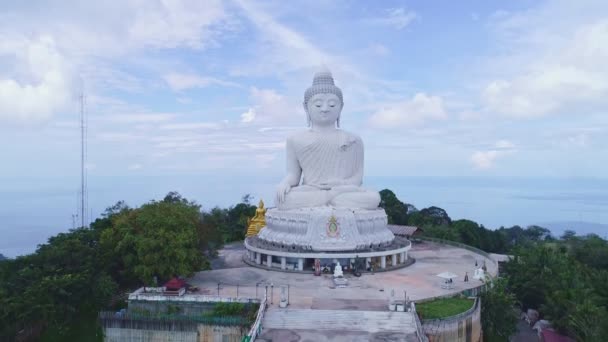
[330,189,380,209]
[278,186,330,210]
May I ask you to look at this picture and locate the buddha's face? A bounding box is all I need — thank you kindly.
[306,93,342,127]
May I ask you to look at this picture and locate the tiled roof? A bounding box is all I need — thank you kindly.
[387,225,418,236]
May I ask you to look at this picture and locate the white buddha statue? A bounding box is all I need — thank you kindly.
[275,69,380,210]
[333,261,344,278]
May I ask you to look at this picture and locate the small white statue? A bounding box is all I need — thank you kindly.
[473,267,486,281]
[275,69,380,210]
[333,261,344,278]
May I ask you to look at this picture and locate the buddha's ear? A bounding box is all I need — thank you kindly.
[303,102,311,127]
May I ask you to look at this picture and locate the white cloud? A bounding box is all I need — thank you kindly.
[367,43,390,56]
[100,113,175,124]
[365,8,418,30]
[231,0,340,75]
[0,36,72,123]
[481,6,608,118]
[128,163,142,170]
[495,139,516,150]
[470,140,516,169]
[163,72,240,91]
[240,108,256,123]
[127,0,227,49]
[0,1,232,122]
[159,122,221,130]
[254,154,276,168]
[242,87,300,124]
[369,93,447,128]
[471,151,499,169]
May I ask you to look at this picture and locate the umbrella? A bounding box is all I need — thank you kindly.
[436,272,458,279]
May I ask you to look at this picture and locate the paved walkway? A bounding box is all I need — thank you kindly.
[257,307,419,342]
[190,241,497,308]
[190,241,496,341]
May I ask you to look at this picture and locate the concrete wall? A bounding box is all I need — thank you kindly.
[128,300,216,316]
[104,328,197,342]
[421,298,482,342]
[104,325,246,342]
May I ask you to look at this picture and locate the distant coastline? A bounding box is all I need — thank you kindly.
[1,175,607,258]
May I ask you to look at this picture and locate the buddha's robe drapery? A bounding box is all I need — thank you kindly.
[278,129,380,210]
[291,130,363,187]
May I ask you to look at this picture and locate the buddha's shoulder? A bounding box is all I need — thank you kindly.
[338,129,362,143]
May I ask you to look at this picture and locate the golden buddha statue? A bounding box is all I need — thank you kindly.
[245,200,267,237]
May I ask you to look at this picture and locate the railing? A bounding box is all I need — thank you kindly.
[242,294,268,342]
[419,297,480,324]
[99,310,253,327]
[414,236,497,266]
[410,302,429,342]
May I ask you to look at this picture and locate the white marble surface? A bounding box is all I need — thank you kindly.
[275,69,380,210]
[257,207,395,251]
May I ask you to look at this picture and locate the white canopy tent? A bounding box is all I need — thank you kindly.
[437,272,458,289]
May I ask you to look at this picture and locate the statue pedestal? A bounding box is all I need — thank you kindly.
[333,277,348,288]
[257,207,394,252]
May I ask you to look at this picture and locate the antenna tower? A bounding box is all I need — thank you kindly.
[79,89,88,228]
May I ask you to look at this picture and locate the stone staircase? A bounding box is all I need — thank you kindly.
[260,307,418,334]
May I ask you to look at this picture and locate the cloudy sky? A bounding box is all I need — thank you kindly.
[1,1,607,241]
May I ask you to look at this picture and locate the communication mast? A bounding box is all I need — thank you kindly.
[78,88,88,228]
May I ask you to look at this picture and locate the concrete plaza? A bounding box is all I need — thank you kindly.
[190,240,497,308]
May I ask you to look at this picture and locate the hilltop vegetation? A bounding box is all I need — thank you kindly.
[0,192,255,340]
[1,189,606,341]
[380,189,608,341]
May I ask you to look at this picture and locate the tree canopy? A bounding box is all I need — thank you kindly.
[0,192,254,340]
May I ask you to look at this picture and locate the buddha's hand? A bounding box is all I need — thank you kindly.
[276,182,292,204]
[316,179,345,190]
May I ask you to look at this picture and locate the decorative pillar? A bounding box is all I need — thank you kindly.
[256,253,262,265]
[281,257,287,270]
[381,256,386,269]
[392,254,397,266]
[402,251,407,262]
[297,258,304,271]
[267,254,272,268]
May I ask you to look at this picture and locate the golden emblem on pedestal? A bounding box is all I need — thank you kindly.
[245,200,267,237]
[327,214,339,237]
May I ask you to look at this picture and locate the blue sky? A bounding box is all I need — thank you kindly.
[1,0,608,255]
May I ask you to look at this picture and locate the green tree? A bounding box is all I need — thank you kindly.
[378,189,408,224]
[100,194,204,284]
[452,219,481,247]
[481,278,518,341]
[409,206,451,226]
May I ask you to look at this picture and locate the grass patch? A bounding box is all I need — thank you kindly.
[416,297,474,320]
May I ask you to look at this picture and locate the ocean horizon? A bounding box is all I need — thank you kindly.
[1,175,607,258]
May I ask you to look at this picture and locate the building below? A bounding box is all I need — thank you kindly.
[244,235,412,273]
[99,286,261,342]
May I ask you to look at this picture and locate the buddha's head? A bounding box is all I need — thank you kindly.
[303,69,343,128]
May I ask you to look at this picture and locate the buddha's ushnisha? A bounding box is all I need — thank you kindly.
[275,69,380,210]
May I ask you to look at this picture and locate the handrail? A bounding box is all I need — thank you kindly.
[419,297,479,324]
[414,236,498,267]
[242,294,267,342]
[410,302,429,342]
